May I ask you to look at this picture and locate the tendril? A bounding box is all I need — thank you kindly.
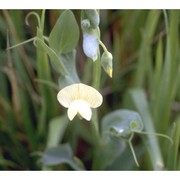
[25,11,42,30]
[133,130,173,144]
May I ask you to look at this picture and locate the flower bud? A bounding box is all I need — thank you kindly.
[101,51,113,77]
[83,10,100,29]
[81,19,91,32]
[82,31,99,61]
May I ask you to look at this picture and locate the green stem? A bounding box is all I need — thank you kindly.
[91,51,102,170]
[163,10,169,34]
[41,9,46,32]
[99,40,108,52]
[6,37,36,50]
[128,138,140,167]
[91,52,101,146]
[92,52,101,89]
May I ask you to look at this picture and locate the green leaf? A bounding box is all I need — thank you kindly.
[42,143,85,170]
[93,135,126,170]
[93,109,143,170]
[127,88,164,170]
[102,109,144,140]
[106,145,144,170]
[49,10,79,54]
[167,118,180,170]
[135,10,160,87]
[37,38,67,76]
[58,50,80,89]
[46,115,69,148]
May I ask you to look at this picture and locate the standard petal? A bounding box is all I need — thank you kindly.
[57,83,103,110]
[57,83,79,107]
[78,84,103,108]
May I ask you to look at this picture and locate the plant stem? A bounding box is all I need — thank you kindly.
[128,137,139,167]
[91,52,101,146]
[99,40,108,52]
[92,52,101,90]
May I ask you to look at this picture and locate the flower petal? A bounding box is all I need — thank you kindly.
[67,101,78,120]
[83,32,99,61]
[57,83,79,107]
[78,100,92,121]
[78,84,103,108]
[67,99,92,121]
[57,83,103,109]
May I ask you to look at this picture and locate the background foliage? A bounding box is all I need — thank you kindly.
[0,10,179,170]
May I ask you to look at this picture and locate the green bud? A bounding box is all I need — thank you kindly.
[83,10,100,29]
[81,19,91,32]
[101,51,113,77]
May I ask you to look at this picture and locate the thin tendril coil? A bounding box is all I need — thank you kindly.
[25,11,41,30]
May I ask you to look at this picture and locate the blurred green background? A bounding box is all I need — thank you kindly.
[0,10,179,170]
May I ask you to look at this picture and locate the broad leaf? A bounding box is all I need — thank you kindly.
[93,135,126,170]
[49,10,79,54]
[46,115,69,148]
[37,38,67,76]
[58,50,80,89]
[102,109,144,140]
[42,143,85,170]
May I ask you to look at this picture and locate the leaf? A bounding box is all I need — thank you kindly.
[37,38,67,76]
[46,115,69,148]
[127,88,164,170]
[58,50,80,89]
[135,10,160,87]
[93,109,143,170]
[42,143,85,170]
[167,118,180,170]
[34,79,59,91]
[93,135,126,170]
[101,109,144,140]
[106,144,144,170]
[49,10,79,54]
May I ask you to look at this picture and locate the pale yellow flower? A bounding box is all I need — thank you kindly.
[57,83,103,121]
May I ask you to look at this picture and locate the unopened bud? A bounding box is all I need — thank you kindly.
[101,51,113,77]
[83,10,100,29]
[81,19,91,31]
[83,31,99,61]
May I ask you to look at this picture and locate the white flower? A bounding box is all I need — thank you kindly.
[57,83,103,121]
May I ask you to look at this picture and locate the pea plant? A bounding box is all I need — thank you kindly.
[1,10,179,170]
